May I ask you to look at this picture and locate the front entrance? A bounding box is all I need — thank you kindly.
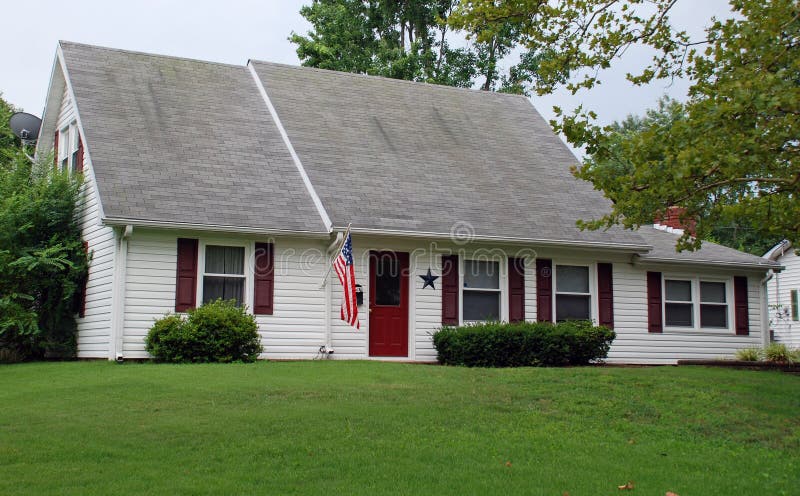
[368,251,409,357]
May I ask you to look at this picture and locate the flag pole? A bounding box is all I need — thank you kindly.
[320,223,352,288]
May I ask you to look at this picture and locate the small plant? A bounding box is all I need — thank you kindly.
[764,343,796,364]
[735,347,762,362]
[145,299,262,363]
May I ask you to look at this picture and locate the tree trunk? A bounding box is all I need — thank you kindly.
[482,37,497,91]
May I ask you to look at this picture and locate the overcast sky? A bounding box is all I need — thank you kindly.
[2,0,732,137]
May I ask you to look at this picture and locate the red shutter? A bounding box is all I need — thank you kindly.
[175,238,198,312]
[441,255,459,325]
[647,271,663,333]
[76,135,84,172]
[53,130,59,169]
[253,242,275,315]
[734,276,749,335]
[597,263,614,329]
[536,259,552,322]
[508,257,525,322]
[78,241,89,318]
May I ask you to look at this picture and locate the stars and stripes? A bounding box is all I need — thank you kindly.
[333,233,360,329]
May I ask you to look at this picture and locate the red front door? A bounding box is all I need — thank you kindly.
[369,251,409,357]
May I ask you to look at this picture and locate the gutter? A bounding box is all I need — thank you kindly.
[103,217,330,239]
[110,225,133,362]
[633,255,783,272]
[341,226,652,253]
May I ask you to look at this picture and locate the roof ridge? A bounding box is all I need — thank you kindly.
[249,59,532,100]
[59,40,245,69]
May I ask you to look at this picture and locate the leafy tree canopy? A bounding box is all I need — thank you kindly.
[450,0,799,250]
[290,0,556,94]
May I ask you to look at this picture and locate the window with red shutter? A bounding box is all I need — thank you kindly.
[175,238,198,312]
[53,130,59,169]
[734,276,749,335]
[253,242,274,315]
[508,258,525,322]
[76,135,84,172]
[536,259,552,322]
[441,255,459,325]
[647,271,663,333]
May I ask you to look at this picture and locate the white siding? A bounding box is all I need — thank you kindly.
[608,263,763,364]
[57,85,116,359]
[769,250,800,348]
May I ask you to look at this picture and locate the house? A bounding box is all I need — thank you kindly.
[36,41,780,364]
[764,241,799,347]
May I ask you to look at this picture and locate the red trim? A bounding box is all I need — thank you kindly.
[597,263,614,329]
[734,276,749,335]
[646,271,663,333]
[369,251,409,357]
[536,259,552,322]
[441,255,459,325]
[53,130,59,169]
[175,238,198,312]
[76,135,84,172]
[508,258,525,322]
[253,242,274,315]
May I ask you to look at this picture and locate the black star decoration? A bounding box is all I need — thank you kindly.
[419,268,439,290]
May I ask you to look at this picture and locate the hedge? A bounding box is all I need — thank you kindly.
[432,321,615,367]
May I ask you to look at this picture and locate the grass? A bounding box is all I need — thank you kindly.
[1,362,799,495]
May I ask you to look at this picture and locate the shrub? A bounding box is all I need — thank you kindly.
[432,321,615,367]
[764,343,796,364]
[735,347,762,362]
[145,299,262,363]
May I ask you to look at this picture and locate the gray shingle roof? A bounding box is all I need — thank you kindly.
[60,42,327,234]
[250,60,648,247]
[56,42,774,268]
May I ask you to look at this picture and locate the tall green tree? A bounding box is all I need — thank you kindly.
[290,0,547,94]
[450,0,800,249]
[0,94,88,360]
[0,93,20,161]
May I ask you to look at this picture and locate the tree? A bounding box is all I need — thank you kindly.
[449,0,799,249]
[0,95,88,361]
[0,93,20,161]
[290,0,549,94]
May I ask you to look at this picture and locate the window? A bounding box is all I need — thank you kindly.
[59,127,70,170]
[555,265,591,321]
[792,289,799,321]
[700,281,728,328]
[664,277,731,330]
[665,279,693,327]
[70,127,80,173]
[374,256,401,306]
[202,245,245,306]
[462,260,500,321]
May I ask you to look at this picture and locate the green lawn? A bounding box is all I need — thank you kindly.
[1,362,798,495]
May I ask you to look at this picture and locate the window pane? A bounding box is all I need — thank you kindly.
[205,246,244,275]
[463,260,499,289]
[463,291,500,321]
[556,265,589,294]
[700,304,727,328]
[203,276,244,306]
[665,280,692,302]
[556,294,591,321]
[700,282,726,303]
[665,302,693,327]
[375,256,400,306]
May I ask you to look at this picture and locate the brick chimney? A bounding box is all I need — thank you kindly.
[654,206,696,236]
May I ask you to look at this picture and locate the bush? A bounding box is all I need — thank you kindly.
[432,320,615,367]
[145,299,263,363]
[763,343,797,364]
[735,347,762,362]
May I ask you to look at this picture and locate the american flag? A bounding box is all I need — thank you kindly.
[333,233,360,329]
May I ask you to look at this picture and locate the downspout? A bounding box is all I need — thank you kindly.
[110,225,133,361]
[761,271,774,348]
[321,232,343,356]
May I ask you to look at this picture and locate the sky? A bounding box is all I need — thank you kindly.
[1,0,733,140]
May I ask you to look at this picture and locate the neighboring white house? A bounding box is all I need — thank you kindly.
[764,241,799,347]
[35,41,779,364]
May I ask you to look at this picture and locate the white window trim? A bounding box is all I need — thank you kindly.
[552,262,597,323]
[459,256,507,324]
[662,274,734,334]
[59,124,72,170]
[69,125,80,172]
[196,239,253,310]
